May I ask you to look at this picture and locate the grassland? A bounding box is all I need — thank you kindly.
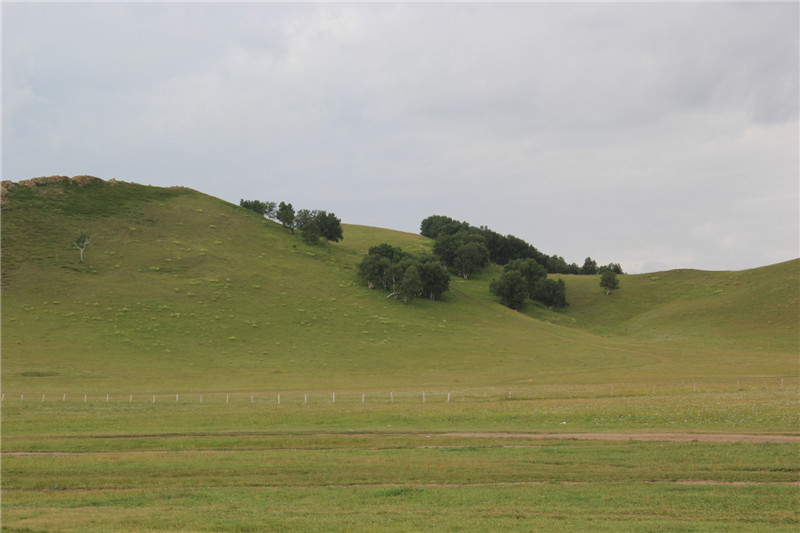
[1,177,798,531]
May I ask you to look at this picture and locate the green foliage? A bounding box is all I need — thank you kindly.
[301,220,322,244]
[419,214,464,239]
[399,264,422,303]
[600,270,620,294]
[599,262,624,275]
[581,257,598,275]
[416,255,451,300]
[288,208,343,242]
[490,269,527,309]
[490,259,550,309]
[533,278,569,309]
[506,258,547,298]
[314,210,343,242]
[453,240,490,279]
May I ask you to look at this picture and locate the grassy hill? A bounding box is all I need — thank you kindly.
[2,177,797,394]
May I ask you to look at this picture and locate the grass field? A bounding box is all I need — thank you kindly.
[2,177,798,531]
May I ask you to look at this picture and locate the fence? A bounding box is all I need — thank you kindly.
[2,378,795,407]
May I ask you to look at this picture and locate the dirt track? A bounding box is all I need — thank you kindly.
[437,432,800,443]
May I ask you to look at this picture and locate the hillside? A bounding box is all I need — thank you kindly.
[1,177,797,394]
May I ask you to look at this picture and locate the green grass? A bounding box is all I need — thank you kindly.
[4,484,796,532]
[2,177,798,531]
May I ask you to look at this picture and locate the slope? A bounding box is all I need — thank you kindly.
[1,177,795,395]
[521,263,799,353]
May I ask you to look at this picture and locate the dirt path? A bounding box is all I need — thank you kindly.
[437,432,800,443]
[3,432,798,456]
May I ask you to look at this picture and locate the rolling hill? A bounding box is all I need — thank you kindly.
[2,176,797,394]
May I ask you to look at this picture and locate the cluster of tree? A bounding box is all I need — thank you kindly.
[489,258,568,310]
[358,244,450,303]
[420,215,623,276]
[240,199,343,244]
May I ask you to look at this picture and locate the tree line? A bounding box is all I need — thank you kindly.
[420,215,623,310]
[420,215,622,275]
[240,199,343,245]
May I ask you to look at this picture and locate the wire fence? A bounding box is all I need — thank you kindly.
[2,378,795,407]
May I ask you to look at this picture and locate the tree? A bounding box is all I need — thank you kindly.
[314,211,343,242]
[490,269,527,310]
[581,257,599,275]
[294,208,312,230]
[73,232,91,263]
[276,202,295,232]
[301,220,322,244]
[417,256,450,300]
[397,265,423,303]
[358,253,391,289]
[453,241,489,279]
[600,270,620,295]
[420,215,464,239]
[505,258,547,299]
[533,278,568,309]
[263,201,277,219]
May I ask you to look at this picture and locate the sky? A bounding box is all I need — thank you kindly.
[3,1,798,273]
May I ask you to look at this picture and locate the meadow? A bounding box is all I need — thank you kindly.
[1,177,797,531]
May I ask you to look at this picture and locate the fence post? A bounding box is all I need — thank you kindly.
[447,392,450,403]
[153,395,155,403]
[130,395,133,403]
[423,391,426,403]
[362,393,365,404]
[304,393,307,405]
[200,395,203,405]
[84,394,87,403]
[227,394,229,404]
[106,394,109,403]
[42,393,45,402]
[177,394,179,403]
[390,392,393,403]
[332,392,336,404]
[63,393,66,401]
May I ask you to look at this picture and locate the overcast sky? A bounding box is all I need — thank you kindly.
[3,2,798,273]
